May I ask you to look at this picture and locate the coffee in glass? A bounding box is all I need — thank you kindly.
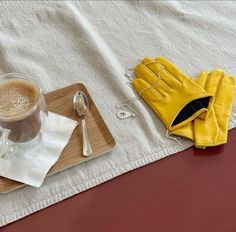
[0,73,47,156]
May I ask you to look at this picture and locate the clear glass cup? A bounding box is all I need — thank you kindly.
[0,73,47,158]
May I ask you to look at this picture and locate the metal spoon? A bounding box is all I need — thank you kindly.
[73,91,93,157]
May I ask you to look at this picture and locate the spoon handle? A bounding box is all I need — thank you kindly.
[81,118,93,157]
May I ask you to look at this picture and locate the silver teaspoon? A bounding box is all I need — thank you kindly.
[73,91,93,157]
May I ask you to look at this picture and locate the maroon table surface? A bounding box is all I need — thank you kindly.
[2,129,236,232]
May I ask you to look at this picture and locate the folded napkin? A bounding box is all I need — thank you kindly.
[0,112,78,187]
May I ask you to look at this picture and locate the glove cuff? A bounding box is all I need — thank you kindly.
[171,97,210,127]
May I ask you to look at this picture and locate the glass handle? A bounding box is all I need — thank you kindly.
[0,127,11,158]
[39,92,48,116]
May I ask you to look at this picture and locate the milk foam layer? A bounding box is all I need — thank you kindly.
[0,79,39,119]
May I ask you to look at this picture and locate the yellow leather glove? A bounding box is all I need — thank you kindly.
[170,69,236,147]
[132,57,212,131]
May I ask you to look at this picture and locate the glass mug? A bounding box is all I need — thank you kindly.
[0,73,47,157]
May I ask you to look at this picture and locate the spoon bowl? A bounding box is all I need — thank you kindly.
[73,91,89,117]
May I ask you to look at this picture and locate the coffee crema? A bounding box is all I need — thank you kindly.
[0,78,41,143]
[0,79,39,121]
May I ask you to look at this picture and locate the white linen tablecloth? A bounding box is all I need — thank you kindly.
[0,1,236,226]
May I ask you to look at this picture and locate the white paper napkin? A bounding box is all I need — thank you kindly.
[0,112,78,187]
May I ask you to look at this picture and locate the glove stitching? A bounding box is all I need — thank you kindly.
[144,61,174,90]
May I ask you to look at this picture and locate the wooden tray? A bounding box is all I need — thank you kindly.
[0,83,116,193]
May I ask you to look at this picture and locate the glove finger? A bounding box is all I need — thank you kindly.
[196,70,222,120]
[141,57,181,90]
[214,74,236,106]
[213,75,236,145]
[204,69,224,97]
[194,109,219,147]
[155,56,189,83]
[195,70,209,88]
[134,63,169,97]
[132,78,163,102]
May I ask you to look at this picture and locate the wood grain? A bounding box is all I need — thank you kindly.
[0,83,116,193]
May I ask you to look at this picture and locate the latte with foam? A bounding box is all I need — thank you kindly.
[0,79,38,120]
[0,78,41,142]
